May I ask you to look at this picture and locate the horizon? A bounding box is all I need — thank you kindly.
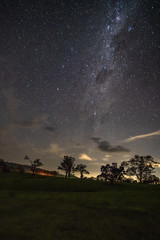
[2,155,160,179]
[0,0,160,178]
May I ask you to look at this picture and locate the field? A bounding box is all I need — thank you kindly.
[0,173,160,240]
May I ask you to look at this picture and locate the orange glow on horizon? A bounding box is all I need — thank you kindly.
[36,170,57,177]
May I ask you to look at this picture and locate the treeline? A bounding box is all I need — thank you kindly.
[1,155,160,184]
[57,154,160,184]
[97,155,159,184]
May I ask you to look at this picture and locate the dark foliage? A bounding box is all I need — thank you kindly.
[124,155,158,183]
[75,164,89,179]
[0,159,10,173]
[58,156,75,178]
[99,162,125,183]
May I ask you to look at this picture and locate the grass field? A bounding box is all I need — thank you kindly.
[0,173,160,240]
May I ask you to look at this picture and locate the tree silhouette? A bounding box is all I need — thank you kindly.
[58,156,75,178]
[100,163,124,183]
[143,175,159,184]
[0,159,10,173]
[0,159,5,170]
[125,155,158,183]
[24,155,43,175]
[75,164,89,179]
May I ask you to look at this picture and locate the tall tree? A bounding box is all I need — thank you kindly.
[125,155,158,183]
[24,155,43,175]
[75,164,89,179]
[58,156,75,178]
[100,163,124,183]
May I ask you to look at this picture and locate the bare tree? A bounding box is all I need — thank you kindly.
[24,155,43,175]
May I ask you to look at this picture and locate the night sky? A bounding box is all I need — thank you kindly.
[0,0,160,177]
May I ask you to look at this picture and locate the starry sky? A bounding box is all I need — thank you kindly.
[0,0,160,177]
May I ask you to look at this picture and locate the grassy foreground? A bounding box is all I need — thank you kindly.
[0,173,160,240]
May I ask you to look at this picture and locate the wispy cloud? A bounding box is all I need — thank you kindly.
[123,130,160,143]
[13,114,49,131]
[42,143,64,154]
[31,143,64,158]
[72,143,85,149]
[79,153,92,161]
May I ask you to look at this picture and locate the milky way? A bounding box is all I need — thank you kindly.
[0,0,160,176]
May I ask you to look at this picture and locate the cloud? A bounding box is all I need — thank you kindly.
[72,143,85,149]
[92,137,130,153]
[48,143,63,153]
[44,126,55,133]
[79,153,92,161]
[13,114,49,131]
[123,154,131,158]
[98,140,130,152]
[102,154,111,161]
[152,163,160,168]
[43,143,63,154]
[91,137,101,143]
[14,120,40,129]
[123,130,160,143]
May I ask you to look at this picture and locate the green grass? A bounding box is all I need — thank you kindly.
[0,173,160,240]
